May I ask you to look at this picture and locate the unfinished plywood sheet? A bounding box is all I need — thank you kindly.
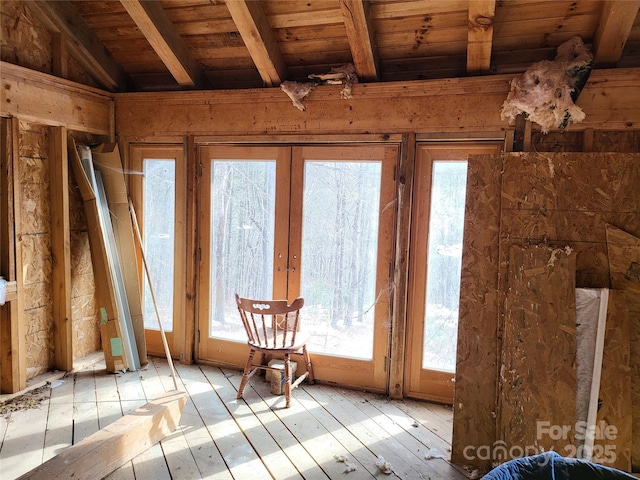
[500,244,576,454]
[452,154,502,468]
[594,290,632,472]
[605,224,640,472]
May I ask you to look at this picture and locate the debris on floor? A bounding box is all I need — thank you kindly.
[424,448,445,460]
[376,454,393,474]
[0,384,49,416]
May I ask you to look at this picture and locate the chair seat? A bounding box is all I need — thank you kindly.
[235,294,314,408]
[248,330,311,353]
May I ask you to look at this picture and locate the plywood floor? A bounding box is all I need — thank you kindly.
[0,356,468,479]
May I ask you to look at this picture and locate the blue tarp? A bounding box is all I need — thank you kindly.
[482,452,636,479]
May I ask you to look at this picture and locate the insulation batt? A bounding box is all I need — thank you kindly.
[500,36,593,133]
[280,80,315,111]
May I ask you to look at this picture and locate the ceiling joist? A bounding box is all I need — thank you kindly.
[339,0,379,81]
[28,0,128,92]
[593,0,640,65]
[225,0,287,87]
[120,0,207,89]
[467,0,496,74]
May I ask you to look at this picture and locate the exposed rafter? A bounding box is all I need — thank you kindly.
[225,0,287,87]
[28,0,128,92]
[593,0,640,64]
[120,0,207,89]
[467,0,496,74]
[339,0,379,81]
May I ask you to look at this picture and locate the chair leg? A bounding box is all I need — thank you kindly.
[237,348,256,399]
[303,345,314,384]
[284,354,292,408]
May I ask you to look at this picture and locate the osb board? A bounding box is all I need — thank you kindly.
[500,244,576,454]
[20,234,52,287]
[605,225,640,471]
[452,154,502,467]
[0,1,52,73]
[25,309,54,379]
[500,210,640,245]
[500,153,640,213]
[498,238,610,289]
[595,290,632,472]
[72,294,100,360]
[23,282,52,313]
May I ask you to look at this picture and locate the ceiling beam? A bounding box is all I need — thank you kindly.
[225,0,287,87]
[467,0,496,74]
[339,0,379,81]
[593,0,640,64]
[28,0,128,92]
[120,0,207,89]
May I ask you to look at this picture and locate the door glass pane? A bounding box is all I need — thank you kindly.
[300,161,381,359]
[422,161,467,371]
[143,159,175,331]
[209,160,276,340]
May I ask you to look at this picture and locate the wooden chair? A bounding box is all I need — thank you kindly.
[235,293,314,407]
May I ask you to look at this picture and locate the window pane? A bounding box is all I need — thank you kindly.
[143,159,175,331]
[422,161,467,371]
[301,161,381,359]
[209,160,276,340]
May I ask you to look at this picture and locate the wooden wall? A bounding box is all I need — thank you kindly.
[453,150,640,470]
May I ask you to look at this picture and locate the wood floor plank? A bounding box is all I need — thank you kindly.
[131,443,172,480]
[94,367,123,429]
[176,363,272,480]
[203,367,304,480]
[114,368,147,414]
[42,375,74,462]
[337,387,466,479]
[248,375,377,479]
[1,357,463,480]
[72,367,99,443]
[104,460,136,480]
[222,369,328,480]
[0,391,51,477]
[305,384,437,479]
[156,360,234,480]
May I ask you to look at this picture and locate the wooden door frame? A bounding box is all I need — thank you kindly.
[129,144,187,361]
[404,142,502,403]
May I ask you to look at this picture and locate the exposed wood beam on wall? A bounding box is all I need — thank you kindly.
[114,68,640,136]
[0,62,113,136]
[467,0,496,74]
[0,118,27,394]
[49,127,73,372]
[593,1,640,64]
[339,0,379,81]
[119,0,207,89]
[225,0,287,86]
[51,33,68,79]
[27,0,128,92]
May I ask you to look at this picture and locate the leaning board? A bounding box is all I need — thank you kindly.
[500,244,577,456]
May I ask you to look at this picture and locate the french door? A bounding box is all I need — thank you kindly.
[405,143,501,402]
[197,144,397,391]
[129,145,187,359]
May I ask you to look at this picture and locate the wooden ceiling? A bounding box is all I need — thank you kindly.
[25,0,640,93]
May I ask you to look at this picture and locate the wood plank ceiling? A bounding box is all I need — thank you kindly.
[23,0,640,92]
